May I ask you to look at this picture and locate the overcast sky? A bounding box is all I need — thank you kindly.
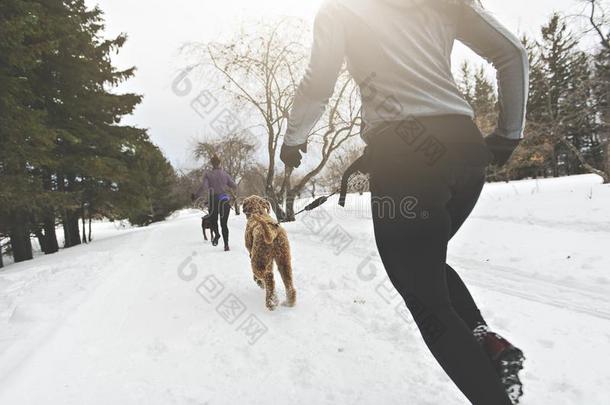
[86,0,595,169]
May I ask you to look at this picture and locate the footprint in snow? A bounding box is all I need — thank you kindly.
[537,339,555,349]
[147,338,168,357]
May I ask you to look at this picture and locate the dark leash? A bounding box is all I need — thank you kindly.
[292,191,339,217]
[192,150,369,219]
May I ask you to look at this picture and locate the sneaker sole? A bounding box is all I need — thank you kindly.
[497,347,525,404]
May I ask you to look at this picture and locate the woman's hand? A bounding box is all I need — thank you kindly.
[485,133,522,166]
[280,143,308,168]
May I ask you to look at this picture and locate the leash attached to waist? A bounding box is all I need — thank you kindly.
[338,147,370,207]
[293,147,370,216]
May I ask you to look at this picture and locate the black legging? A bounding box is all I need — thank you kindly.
[368,115,511,404]
[209,195,231,246]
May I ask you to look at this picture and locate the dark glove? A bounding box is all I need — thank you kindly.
[485,133,522,166]
[280,143,307,168]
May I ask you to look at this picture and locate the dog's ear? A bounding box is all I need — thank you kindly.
[242,198,251,214]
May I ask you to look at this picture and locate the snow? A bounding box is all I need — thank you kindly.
[0,174,609,404]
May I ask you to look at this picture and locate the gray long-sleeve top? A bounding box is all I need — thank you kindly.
[196,168,237,198]
[284,0,529,146]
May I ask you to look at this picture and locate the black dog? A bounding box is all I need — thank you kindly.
[201,213,218,241]
[192,193,218,242]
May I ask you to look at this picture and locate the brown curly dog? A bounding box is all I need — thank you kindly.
[242,195,296,311]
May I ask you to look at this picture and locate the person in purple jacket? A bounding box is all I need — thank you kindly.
[194,155,237,251]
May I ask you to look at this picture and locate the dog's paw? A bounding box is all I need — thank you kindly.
[281,289,296,307]
[266,294,279,311]
[253,276,264,289]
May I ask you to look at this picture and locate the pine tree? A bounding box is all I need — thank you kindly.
[1,0,182,264]
[525,13,601,178]
[120,142,182,226]
[562,50,600,175]
[36,1,143,247]
[591,27,609,180]
[0,0,58,262]
[595,46,610,177]
[457,61,475,106]
[472,66,498,134]
[456,61,497,134]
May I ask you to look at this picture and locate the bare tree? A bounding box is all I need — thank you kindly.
[579,0,610,180]
[0,235,5,268]
[237,163,267,198]
[283,70,362,220]
[193,131,257,213]
[183,18,308,219]
[193,131,257,186]
[185,18,364,219]
[575,0,610,47]
[320,143,367,191]
[519,118,609,182]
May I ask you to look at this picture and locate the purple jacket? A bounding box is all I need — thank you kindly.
[196,168,237,198]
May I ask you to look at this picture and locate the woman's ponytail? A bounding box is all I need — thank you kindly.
[211,155,221,169]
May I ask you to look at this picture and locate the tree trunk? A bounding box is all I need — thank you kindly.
[268,191,286,222]
[88,216,92,242]
[605,140,610,184]
[561,137,610,183]
[61,174,81,248]
[232,194,241,216]
[62,210,72,247]
[264,179,286,222]
[35,229,49,254]
[552,144,559,177]
[285,191,297,222]
[43,216,59,254]
[0,244,3,268]
[81,205,87,244]
[9,215,33,263]
[70,211,81,247]
[40,170,59,254]
[63,209,81,248]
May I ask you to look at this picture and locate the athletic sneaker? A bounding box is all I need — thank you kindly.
[224,245,230,252]
[473,325,525,404]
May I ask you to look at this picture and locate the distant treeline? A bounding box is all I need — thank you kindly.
[459,12,609,182]
[2,3,609,267]
[0,0,185,266]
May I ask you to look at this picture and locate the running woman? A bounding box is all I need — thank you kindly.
[280,0,528,403]
[195,155,237,251]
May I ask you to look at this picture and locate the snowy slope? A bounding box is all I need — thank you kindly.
[0,174,609,404]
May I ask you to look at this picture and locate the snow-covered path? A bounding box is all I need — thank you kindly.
[1,175,609,404]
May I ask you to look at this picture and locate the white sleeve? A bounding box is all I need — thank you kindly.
[284,1,346,146]
[456,3,529,140]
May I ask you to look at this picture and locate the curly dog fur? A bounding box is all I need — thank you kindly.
[242,195,296,311]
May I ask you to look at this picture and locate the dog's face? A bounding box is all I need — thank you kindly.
[242,195,271,218]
